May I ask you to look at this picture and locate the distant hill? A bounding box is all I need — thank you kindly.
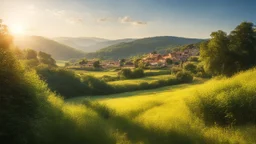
[14,36,85,60]
[85,36,204,59]
[53,37,135,52]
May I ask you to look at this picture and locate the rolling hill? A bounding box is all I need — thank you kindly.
[53,37,135,52]
[14,36,85,60]
[85,36,204,59]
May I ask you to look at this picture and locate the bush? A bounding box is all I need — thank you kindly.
[119,68,145,79]
[101,75,119,82]
[188,56,199,62]
[184,63,197,74]
[188,68,256,126]
[120,68,133,79]
[36,67,114,98]
[171,67,182,74]
[176,71,193,83]
[145,70,171,77]
[132,68,144,78]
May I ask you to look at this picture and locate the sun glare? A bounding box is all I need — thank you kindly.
[10,24,25,35]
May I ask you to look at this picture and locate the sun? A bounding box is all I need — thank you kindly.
[10,24,25,35]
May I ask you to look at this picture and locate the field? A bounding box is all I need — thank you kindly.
[108,75,175,85]
[74,69,171,79]
[66,70,256,144]
[56,60,68,67]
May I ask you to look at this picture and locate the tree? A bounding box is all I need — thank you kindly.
[93,60,100,68]
[25,49,37,60]
[0,20,39,143]
[165,58,173,65]
[200,22,256,76]
[229,22,256,70]
[133,59,141,68]
[151,51,157,54]
[119,59,125,67]
[38,51,56,67]
[200,30,234,76]
[184,63,197,74]
[79,59,87,66]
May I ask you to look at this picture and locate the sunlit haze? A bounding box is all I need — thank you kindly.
[1,0,256,39]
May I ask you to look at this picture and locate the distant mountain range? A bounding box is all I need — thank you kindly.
[14,36,204,60]
[53,37,135,52]
[85,36,204,59]
[14,36,85,60]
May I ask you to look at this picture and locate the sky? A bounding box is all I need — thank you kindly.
[0,0,255,39]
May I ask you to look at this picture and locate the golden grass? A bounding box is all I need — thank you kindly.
[65,69,256,143]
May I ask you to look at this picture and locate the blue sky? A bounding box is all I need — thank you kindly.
[1,0,255,39]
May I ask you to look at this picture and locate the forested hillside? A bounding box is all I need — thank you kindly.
[14,36,85,60]
[54,37,135,52]
[85,36,203,59]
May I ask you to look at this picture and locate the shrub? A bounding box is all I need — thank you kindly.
[132,68,144,78]
[119,68,145,79]
[145,70,170,76]
[120,68,133,79]
[101,75,119,82]
[188,68,256,126]
[184,63,197,74]
[188,56,199,62]
[171,67,182,74]
[176,71,193,83]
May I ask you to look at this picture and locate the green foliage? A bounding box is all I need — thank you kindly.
[132,68,145,78]
[38,51,57,67]
[171,67,182,74]
[166,58,173,65]
[85,36,203,59]
[79,59,87,65]
[93,60,101,68]
[184,63,197,74]
[200,22,256,76]
[189,68,256,126]
[120,68,133,79]
[176,71,193,83]
[188,56,199,62]
[36,66,113,98]
[23,59,40,67]
[25,49,37,59]
[14,36,85,60]
[120,68,145,79]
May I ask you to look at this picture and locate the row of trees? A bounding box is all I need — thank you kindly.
[200,22,256,76]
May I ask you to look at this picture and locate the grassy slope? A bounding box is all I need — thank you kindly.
[85,36,203,59]
[108,75,173,85]
[66,71,256,144]
[14,36,85,60]
[74,69,170,79]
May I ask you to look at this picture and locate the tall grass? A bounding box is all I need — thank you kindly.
[36,66,185,98]
[188,68,256,126]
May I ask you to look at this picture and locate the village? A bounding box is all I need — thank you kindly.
[69,45,200,69]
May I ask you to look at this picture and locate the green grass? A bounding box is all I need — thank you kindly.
[76,70,117,78]
[56,60,68,67]
[74,69,171,79]
[108,75,174,85]
[65,69,256,144]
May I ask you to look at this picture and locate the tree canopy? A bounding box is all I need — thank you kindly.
[200,22,256,76]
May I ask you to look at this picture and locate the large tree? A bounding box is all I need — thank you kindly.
[200,22,256,76]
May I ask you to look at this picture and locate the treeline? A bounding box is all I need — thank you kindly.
[36,66,191,98]
[200,22,256,76]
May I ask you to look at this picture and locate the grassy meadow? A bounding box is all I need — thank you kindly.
[56,60,68,67]
[65,69,256,144]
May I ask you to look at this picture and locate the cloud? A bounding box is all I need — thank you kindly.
[66,18,84,24]
[119,16,147,25]
[45,9,66,17]
[97,18,109,22]
[46,9,85,24]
